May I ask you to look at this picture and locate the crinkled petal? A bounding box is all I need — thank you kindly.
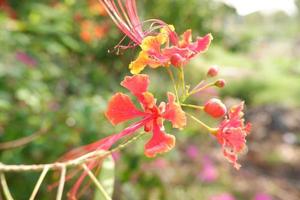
[121,74,150,96]
[216,102,251,170]
[179,29,192,48]
[105,92,145,125]
[162,92,186,129]
[141,33,167,52]
[228,101,244,119]
[189,33,213,57]
[144,121,175,157]
[129,51,149,74]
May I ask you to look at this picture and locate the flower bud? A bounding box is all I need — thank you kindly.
[207,66,219,77]
[170,54,185,67]
[204,98,227,118]
[214,79,225,88]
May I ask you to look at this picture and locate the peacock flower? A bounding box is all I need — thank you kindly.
[106,74,187,157]
[64,74,186,199]
[215,102,251,169]
[99,0,213,73]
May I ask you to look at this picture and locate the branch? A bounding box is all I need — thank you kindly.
[0,125,50,151]
[0,173,14,200]
[82,164,112,200]
[0,132,145,172]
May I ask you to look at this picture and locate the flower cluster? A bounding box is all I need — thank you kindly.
[64,0,251,199]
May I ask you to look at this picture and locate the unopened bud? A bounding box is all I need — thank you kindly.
[207,66,219,77]
[214,79,225,88]
[204,98,227,118]
[170,54,185,67]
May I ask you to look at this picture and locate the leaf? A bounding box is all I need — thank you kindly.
[93,155,115,200]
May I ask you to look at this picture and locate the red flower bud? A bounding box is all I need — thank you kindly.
[204,98,227,118]
[170,54,185,67]
[214,79,225,88]
[207,66,219,77]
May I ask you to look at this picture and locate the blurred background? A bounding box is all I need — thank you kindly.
[0,0,300,199]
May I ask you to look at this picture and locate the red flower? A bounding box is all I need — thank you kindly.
[99,0,213,74]
[106,74,187,157]
[215,102,251,169]
[64,74,186,199]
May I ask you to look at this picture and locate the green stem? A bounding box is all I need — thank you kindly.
[167,67,180,103]
[181,104,204,110]
[188,82,215,96]
[179,67,186,98]
[186,113,218,134]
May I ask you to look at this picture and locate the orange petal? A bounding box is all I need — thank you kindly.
[129,51,149,74]
[144,122,175,157]
[105,93,145,125]
[162,92,187,129]
[141,33,167,52]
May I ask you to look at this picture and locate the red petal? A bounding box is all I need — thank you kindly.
[179,29,192,48]
[162,92,186,129]
[121,74,150,97]
[190,33,213,55]
[65,117,151,199]
[144,121,175,157]
[105,92,145,125]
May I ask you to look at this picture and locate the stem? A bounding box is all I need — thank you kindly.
[56,166,66,200]
[81,164,112,200]
[179,67,186,99]
[181,104,204,110]
[29,166,50,200]
[0,125,50,150]
[188,82,215,97]
[167,67,180,103]
[0,132,146,172]
[186,113,218,134]
[0,173,14,200]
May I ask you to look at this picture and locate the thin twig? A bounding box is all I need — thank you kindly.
[0,173,14,200]
[29,166,49,200]
[0,126,49,151]
[0,132,145,172]
[81,164,112,200]
[56,166,66,200]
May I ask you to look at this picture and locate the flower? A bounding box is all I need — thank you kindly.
[198,156,219,183]
[129,29,213,74]
[99,0,213,74]
[209,193,236,200]
[64,74,186,199]
[215,102,251,169]
[106,74,187,157]
[254,193,273,200]
[185,144,200,160]
[79,20,109,43]
[15,52,37,67]
[204,98,227,118]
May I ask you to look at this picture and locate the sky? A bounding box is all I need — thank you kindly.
[221,0,298,16]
